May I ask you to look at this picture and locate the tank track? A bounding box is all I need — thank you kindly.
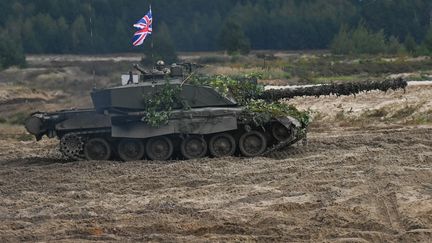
[59,127,303,161]
[60,129,110,160]
[263,130,306,156]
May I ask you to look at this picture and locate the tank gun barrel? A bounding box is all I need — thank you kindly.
[257,78,407,100]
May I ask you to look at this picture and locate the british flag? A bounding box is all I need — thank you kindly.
[132,8,152,46]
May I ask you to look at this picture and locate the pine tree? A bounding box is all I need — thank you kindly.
[0,32,26,69]
[330,25,354,54]
[422,27,432,53]
[404,34,417,54]
[387,36,404,54]
[71,15,89,53]
[218,20,251,55]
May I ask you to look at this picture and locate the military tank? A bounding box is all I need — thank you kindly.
[25,62,407,161]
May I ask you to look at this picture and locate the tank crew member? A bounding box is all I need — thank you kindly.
[127,70,134,84]
[153,60,171,75]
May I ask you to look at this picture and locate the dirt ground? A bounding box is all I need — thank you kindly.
[0,126,431,242]
[0,83,431,242]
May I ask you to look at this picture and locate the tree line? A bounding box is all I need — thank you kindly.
[1,0,432,68]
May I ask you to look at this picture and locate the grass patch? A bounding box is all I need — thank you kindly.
[7,112,29,125]
[405,109,432,125]
[391,104,421,120]
[196,55,228,64]
[17,133,34,141]
[313,75,366,83]
[204,53,432,85]
[363,108,389,118]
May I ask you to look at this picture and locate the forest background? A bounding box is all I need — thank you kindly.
[1,0,432,69]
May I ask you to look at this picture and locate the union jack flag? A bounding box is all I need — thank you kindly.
[132,7,152,46]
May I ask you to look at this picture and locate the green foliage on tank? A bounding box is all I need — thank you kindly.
[132,72,311,129]
[141,81,182,127]
[189,73,311,128]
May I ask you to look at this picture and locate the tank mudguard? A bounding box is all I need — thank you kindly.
[55,112,111,131]
[276,116,301,129]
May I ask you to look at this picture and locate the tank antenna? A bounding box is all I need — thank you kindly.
[89,0,96,88]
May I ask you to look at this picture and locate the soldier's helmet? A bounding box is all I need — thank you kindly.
[156,60,165,71]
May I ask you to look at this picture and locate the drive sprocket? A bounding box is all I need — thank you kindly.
[60,133,85,160]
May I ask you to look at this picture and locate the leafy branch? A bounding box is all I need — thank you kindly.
[142,81,181,127]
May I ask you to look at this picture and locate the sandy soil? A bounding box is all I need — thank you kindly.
[0,84,431,242]
[0,127,431,242]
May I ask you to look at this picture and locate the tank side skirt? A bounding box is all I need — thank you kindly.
[111,116,238,139]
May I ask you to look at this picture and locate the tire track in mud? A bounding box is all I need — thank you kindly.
[368,182,403,234]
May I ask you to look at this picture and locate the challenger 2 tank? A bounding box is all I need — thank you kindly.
[25,62,407,161]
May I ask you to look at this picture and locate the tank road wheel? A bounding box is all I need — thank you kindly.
[117,139,145,161]
[209,133,236,158]
[84,138,112,161]
[181,135,208,160]
[272,123,292,141]
[146,136,173,161]
[239,131,267,157]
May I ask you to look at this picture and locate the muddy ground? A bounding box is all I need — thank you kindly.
[0,95,431,242]
[0,55,431,242]
[0,126,431,242]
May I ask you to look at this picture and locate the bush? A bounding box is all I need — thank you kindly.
[8,112,28,125]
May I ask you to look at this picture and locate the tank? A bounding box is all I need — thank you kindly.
[25,62,407,161]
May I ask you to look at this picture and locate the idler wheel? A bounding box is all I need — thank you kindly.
[239,131,267,157]
[209,133,236,158]
[146,136,173,161]
[272,123,292,141]
[117,139,145,161]
[181,135,207,159]
[25,116,44,136]
[84,138,112,161]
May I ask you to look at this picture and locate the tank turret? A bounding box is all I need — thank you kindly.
[25,62,407,161]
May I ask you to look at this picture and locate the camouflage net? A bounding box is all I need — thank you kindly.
[258,78,407,101]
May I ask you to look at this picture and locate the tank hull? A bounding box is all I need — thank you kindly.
[25,107,302,161]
